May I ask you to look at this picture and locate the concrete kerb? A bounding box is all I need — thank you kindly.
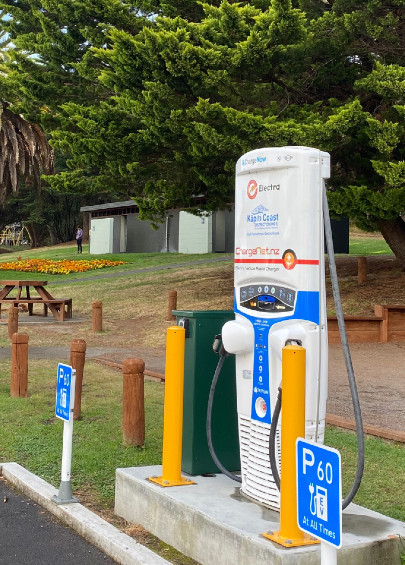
[0,462,170,565]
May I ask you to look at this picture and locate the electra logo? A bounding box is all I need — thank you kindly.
[247,179,258,199]
[259,184,280,192]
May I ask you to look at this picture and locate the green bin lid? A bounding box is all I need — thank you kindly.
[172,310,234,318]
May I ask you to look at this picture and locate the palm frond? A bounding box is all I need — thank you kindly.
[0,102,54,202]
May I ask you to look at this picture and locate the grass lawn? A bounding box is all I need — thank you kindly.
[0,360,163,508]
[0,358,404,525]
[0,243,230,281]
[349,237,393,256]
[0,229,392,281]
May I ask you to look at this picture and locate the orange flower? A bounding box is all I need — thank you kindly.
[0,258,125,275]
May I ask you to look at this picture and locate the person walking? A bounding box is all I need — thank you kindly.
[76,226,83,253]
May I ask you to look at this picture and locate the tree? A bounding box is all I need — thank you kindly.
[0,11,54,206]
[1,0,404,262]
[55,0,405,260]
[0,0,150,131]
[0,0,145,241]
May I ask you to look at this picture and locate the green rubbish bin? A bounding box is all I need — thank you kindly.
[173,310,240,476]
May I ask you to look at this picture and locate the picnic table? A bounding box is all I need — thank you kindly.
[0,280,72,322]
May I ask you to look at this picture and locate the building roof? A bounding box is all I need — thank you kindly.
[80,200,137,213]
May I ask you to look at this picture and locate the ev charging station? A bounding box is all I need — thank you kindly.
[222,146,330,510]
[114,145,405,565]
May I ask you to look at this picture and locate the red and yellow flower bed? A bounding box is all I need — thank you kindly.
[0,258,125,275]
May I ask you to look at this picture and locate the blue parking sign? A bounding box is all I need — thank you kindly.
[55,363,74,421]
[296,438,342,548]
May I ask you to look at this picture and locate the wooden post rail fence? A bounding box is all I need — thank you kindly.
[11,333,29,397]
[327,304,405,343]
[168,290,177,322]
[122,358,145,447]
[70,339,87,421]
[8,306,18,339]
[92,300,103,332]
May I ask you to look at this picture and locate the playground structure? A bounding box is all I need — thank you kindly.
[0,223,31,247]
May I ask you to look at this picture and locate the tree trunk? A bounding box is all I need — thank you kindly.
[48,227,58,245]
[25,222,48,247]
[377,217,405,270]
[25,222,38,247]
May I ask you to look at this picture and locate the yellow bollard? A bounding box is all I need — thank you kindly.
[149,326,194,487]
[264,345,318,547]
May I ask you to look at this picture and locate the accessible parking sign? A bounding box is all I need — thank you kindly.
[296,438,342,548]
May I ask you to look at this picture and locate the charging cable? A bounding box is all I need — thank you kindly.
[206,335,242,483]
[322,185,364,508]
[269,185,365,509]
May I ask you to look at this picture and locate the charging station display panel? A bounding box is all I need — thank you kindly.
[235,148,328,319]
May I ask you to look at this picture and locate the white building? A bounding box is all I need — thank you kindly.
[80,201,235,254]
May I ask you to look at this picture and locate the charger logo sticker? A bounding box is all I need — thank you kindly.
[283,249,297,270]
[247,179,258,199]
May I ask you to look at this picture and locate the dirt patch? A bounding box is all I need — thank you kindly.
[4,254,403,349]
[327,342,405,433]
[325,256,404,316]
[327,255,403,277]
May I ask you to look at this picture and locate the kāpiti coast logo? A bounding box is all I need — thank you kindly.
[247,204,279,225]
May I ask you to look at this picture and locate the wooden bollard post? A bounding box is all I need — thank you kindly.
[122,358,145,447]
[11,333,29,397]
[168,290,177,321]
[358,256,367,283]
[8,306,18,340]
[70,339,87,420]
[92,300,103,332]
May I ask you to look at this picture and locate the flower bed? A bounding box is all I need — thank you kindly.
[0,258,125,275]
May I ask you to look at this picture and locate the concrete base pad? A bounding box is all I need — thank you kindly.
[115,465,405,565]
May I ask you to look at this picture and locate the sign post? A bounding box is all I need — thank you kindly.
[296,438,342,564]
[53,363,78,505]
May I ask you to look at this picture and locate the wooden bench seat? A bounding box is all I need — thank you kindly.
[0,298,72,321]
[43,299,73,321]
